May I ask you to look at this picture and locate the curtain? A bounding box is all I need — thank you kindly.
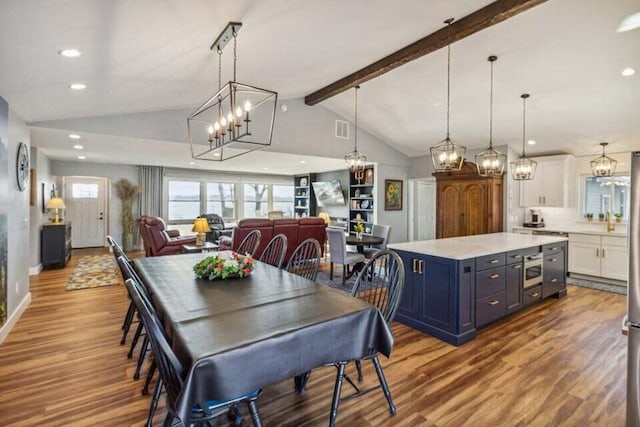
[137,165,164,248]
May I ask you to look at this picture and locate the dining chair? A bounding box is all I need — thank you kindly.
[285,238,322,281]
[236,229,261,257]
[326,227,365,285]
[328,250,405,427]
[107,235,137,345]
[259,234,288,269]
[362,224,391,259]
[124,277,264,427]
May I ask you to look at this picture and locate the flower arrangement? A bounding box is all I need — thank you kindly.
[354,221,365,234]
[193,252,255,280]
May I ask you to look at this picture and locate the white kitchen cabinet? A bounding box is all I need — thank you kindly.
[568,233,628,281]
[520,155,575,208]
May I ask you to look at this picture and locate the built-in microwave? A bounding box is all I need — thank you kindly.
[523,253,544,288]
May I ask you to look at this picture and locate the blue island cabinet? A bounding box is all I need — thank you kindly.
[395,250,476,346]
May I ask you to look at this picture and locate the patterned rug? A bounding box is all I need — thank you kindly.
[66,254,121,291]
[315,263,356,294]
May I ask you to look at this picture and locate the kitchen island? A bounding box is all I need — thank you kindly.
[388,232,568,346]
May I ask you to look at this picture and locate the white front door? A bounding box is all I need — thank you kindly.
[64,177,108,248]
[415,181,436,241]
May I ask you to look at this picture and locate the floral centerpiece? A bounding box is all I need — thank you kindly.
[193,252,255,280]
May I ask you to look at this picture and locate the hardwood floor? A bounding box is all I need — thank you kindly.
[0,248,628,426]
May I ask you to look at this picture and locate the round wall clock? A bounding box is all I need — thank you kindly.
[16,142,29,191]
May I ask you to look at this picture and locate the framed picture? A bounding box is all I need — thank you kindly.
[29,169,36,206]
[384,179,403,211]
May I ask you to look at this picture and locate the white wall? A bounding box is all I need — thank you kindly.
[50,160,140,244]
[376,163,409,243]
[29,147,55,271]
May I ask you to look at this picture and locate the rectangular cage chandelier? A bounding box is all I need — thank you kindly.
[187,22,278,162]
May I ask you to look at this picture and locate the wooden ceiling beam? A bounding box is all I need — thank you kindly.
[304,0,547,106]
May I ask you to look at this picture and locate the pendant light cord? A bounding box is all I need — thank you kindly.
[489,58,494,148]
[233,29,238,82]
[217,49,222,90]
[354,85,359,152]
[445,20,452,140]
[521,95,527,155]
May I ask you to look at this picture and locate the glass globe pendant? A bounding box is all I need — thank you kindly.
[476,55,506,177]
[345,85,367,172]
[510,93,537,180]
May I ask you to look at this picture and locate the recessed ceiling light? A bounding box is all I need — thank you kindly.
[73,144,83,150]
[622,67,636,77]
[617,12,640,33]
[264,167,269,171]
[58,49,81,58]
[189,161,196,165]
[300,160,306,164]
[77,155,86,160]
[69,83,86,90]
[527,140,536,145]
[69,134,81,139]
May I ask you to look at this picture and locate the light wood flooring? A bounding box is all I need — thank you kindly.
[0,248,628,426]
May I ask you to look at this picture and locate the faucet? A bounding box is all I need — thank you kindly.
[606,211,616,232]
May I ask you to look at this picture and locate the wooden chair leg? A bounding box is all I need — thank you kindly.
[372,356,397,415]
[329,362,347,427]
[247,399,263,427]
[330,262,334,280]
[128,322,144,359]
[142,359,156,395]
[342,265,346,285]
[146,379,163,427]
[355,360,363,382]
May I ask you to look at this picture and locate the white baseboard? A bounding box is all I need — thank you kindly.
[28,264,42,276]
[0,292,32,346]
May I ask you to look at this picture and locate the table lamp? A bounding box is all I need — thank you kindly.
[192,218,211,246]
[47,197,66,223]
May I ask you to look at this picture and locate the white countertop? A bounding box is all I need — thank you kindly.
[512,226,627,238]
[388,232,568,260]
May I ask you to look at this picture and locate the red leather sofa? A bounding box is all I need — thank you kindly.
[219,217,327,263]
[137,216,196,256]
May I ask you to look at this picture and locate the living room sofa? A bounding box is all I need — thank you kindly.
[219,217,327,263]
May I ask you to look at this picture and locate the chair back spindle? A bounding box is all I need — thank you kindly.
[236,229,262,257]
[259,234,288,269]
[285,238,322,281]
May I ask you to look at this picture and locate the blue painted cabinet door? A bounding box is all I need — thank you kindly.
[415,256,457,333]
[397,255,416,318]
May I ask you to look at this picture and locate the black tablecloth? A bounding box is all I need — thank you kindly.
[134,252,393,422]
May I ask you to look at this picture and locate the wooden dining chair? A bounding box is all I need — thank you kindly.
[259,234,288,269]
[285,238,322,281]
[124,277,264,427]
[108,235,138,345]
[236,229,261,257]
[328,250,405,427]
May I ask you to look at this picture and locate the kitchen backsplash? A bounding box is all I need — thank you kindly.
[524,206,628,234]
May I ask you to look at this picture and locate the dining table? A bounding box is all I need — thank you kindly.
[133,251,394,423]
[345,234,384,254]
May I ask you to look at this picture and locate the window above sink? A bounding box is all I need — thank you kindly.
[580,174,630,222]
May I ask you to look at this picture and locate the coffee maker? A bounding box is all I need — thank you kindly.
[523,209,545,228]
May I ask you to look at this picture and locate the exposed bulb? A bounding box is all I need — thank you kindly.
[221,117,227,127]
[236,106,243,117]
[227,112,234,122]
[214,122,220,131]
[208,125,214,134]
[244,100,251,112]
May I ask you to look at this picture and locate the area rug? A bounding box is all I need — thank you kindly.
[315,265,356,294]
[66,254,121,291]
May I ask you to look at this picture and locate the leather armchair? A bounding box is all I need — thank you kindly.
[139,216,196,256]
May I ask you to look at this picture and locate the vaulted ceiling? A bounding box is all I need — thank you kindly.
[1,0,638,162]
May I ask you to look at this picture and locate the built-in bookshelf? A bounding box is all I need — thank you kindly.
[348,165,375,235]
[293,173,316,218]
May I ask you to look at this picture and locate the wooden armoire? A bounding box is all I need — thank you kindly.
[433,161,504,238]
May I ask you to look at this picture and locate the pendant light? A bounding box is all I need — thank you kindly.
[475,55,506,176]
[345,85,367,172]
[430,18,466,172]
[510,94,538,180]
[591,142,617,176]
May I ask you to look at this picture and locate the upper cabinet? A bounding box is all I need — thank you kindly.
[520,155,575,208]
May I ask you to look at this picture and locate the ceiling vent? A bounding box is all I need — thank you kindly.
[335,120,349,139]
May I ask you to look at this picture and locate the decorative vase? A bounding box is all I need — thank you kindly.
[122,232,134,252]
[356,232,363,240]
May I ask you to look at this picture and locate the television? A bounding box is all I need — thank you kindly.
[312,180,346,206]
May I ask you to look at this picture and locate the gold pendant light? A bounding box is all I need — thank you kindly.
[510,94,537,180]
[475,55,506,176]
[344,85,367,172]
[591,142,617,176]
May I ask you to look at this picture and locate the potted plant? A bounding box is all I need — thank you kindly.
[598,213,606,222]
[615,213,623,223]
[585,213,593,222]
[115,179,142,252]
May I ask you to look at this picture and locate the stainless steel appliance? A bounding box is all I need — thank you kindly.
[523,209,545,228]
[523,252,544,288]
[626,151,640,426]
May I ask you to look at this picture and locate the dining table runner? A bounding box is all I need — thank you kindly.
[133,252,393,422]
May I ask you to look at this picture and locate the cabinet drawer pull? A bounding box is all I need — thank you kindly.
[418,260,424,275]
[512,254,522,259]
[488,300,500,306]
[550,278,558,283]
[489,259,500,264]
[596,248,599,257]
[551,247,558,251]
[412,259,417,273]
[602,249,605,258]
[550,258,557,262]
[512,264,522,269]
[531,292,540,298]
[489,273,500,279]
